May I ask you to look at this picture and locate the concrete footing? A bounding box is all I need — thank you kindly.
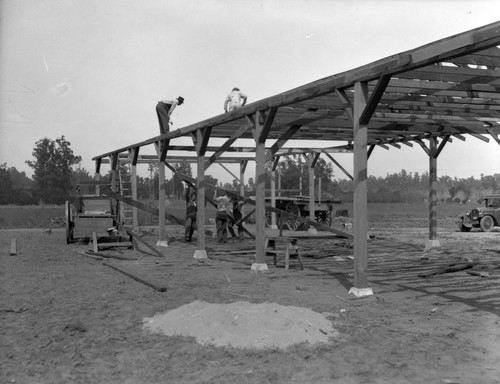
[251,263,269,272]
[348,287,374,298]
[156,240,168,247]
[193,249,208,259]
[424,239,441,252]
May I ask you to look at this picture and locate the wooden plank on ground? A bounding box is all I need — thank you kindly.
[92,232,98,253]
[103,262,167,292]
[126,230,165,258]
[418,262,476,278]
[90,241,133,249]
[74,249,103,261]
[9,238,17,256]
[85,250,138,261]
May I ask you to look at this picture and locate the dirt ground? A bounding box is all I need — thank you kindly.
[1,215,500,384]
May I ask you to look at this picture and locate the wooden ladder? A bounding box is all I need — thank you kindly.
[118,168,134,228]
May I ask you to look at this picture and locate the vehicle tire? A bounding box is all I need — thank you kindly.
[316,210,332,227]
[480,215,494,232]
[458,221,471,232]
[285,201,301,231]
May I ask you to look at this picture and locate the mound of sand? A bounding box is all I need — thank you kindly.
[143,300,338,349]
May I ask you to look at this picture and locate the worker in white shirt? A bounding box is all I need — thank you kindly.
[224,88,247,112]
[213,189,231,243]
[156,96,184,134]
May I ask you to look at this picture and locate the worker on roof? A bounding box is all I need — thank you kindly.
[156,96,184,134]
[224,87,247,113]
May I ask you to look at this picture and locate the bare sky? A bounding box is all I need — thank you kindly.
[1,0,499,183]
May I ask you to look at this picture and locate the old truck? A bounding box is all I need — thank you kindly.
[65,194,119,244]
[265,195,340,231]
[457,194,500,232]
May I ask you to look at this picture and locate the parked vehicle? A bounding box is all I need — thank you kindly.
[457,194,500,232]
[65,195,118,244]
[265,195,340,231]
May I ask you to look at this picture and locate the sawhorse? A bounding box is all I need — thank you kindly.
[265,237,303,270]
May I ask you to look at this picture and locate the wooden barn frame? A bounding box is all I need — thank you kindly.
[93,21,500,296]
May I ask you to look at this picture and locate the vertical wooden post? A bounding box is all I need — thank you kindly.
[425,137,441,252]
[308,154,315,222]
[131,163,139,232]
[270,170,277,228]
[278,172,282,198]
[196,155,206,253]
[240,160,247,217]
[192,127,210,259]
[95,172,101,195]
[307,154,318,234]
[157,160,166,244]
[352,81,370,292]
[252,112,268,272]
[318,177,322,205]
[110,156,119,218]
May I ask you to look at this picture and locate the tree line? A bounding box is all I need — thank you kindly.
[1,136,498,205]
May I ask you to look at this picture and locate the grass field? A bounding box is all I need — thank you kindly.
[0,201,473,229]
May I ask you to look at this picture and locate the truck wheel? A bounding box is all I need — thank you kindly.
[316,211,332,227]
[285,202,301,231]
[480,216,494,232]
[458,221,471,232]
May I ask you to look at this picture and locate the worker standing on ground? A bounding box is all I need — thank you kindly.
[184,184,197,242]
[156,96,184,134]
[213,189,231,243]
[224,88,247,112]
[228,194,245,240]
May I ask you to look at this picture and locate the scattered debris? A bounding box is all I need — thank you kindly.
[336,295,346,302]
[418,262,476,278]
[63,320,87,334]
[466,270,489,278]
[296,285,307,291]
[224,273,231,283]
[1,307,29,313]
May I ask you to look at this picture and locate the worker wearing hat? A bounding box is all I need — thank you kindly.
[156,96,184,134]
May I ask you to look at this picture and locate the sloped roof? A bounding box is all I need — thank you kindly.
[94,21,500,162]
